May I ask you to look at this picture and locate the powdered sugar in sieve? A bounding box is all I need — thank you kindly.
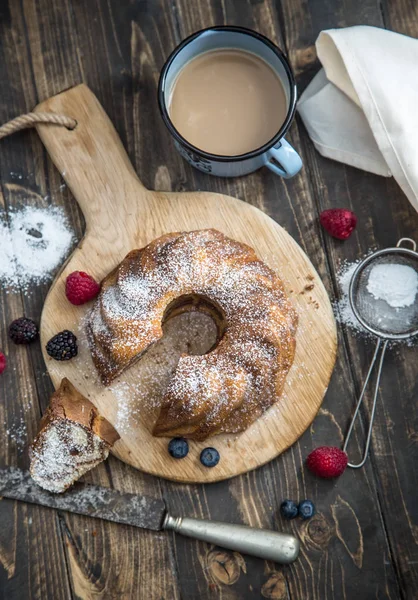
[343,238,418,468]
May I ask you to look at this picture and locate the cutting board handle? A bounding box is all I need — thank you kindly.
[35,84,148,230]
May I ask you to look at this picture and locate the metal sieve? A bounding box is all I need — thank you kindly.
[343,238,418,468]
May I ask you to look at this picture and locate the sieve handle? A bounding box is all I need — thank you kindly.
[343,339,389,468]
[396,238,416,251]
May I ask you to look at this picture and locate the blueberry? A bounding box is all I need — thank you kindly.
[280,499,299,520]
[168,437,189,459]
[200,447,220,468]
[298,499,315,520]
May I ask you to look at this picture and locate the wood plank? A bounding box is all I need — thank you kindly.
[23,1,182,598]
[364,3,418,597]
[0,265,72,599]
[158,0,405,598]
[1,0,416,598]
[281,0,418,598]
[1,1,180,598]
[381,0,418,35]
[0,3,74,598]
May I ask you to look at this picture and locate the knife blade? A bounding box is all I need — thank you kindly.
[0,466,165,530]
[0,467,299,564]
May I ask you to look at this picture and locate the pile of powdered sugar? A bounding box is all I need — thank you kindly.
[367,263,418,308]
[0,205,74,293]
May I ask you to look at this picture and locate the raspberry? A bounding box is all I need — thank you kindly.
[65,271,100,305]
[46,330,78,361]
[306,446,348,478]
[320,208,357,240]
[9,317,39,344]
[0,352,6,374]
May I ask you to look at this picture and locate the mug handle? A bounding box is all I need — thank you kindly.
[265,138,302,179]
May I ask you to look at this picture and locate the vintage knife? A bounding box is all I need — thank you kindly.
[0,467,299,564]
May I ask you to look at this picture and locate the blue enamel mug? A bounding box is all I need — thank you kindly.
[158,26,302,178]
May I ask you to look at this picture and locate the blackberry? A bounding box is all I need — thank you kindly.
[46,330,78,361]
[9,317,39,345]
[200,447,220,468]
[168,437,189,459]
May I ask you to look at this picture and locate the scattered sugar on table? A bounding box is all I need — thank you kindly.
[0,205,74,292]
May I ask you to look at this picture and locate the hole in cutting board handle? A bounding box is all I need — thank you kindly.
[66,119,78,131]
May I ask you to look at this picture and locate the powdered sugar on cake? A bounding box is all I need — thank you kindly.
[111,311,218,434]
[30,420,110,493]
[92,234,292,329]
[87,230,297,439]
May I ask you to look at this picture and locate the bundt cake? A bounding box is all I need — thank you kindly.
[30,378,119,493]
[87,229,297,440]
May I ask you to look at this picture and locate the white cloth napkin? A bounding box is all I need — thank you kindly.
[297,25,418,212]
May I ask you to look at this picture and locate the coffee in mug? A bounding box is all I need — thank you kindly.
[159,26,302,178]
[168,49,288,156]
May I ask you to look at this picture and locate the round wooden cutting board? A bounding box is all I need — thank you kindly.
[36,84,337,483]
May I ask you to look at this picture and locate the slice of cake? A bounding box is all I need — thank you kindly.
[30,378,119,493]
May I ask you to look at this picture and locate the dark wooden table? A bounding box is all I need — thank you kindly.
[1,1,417,599]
